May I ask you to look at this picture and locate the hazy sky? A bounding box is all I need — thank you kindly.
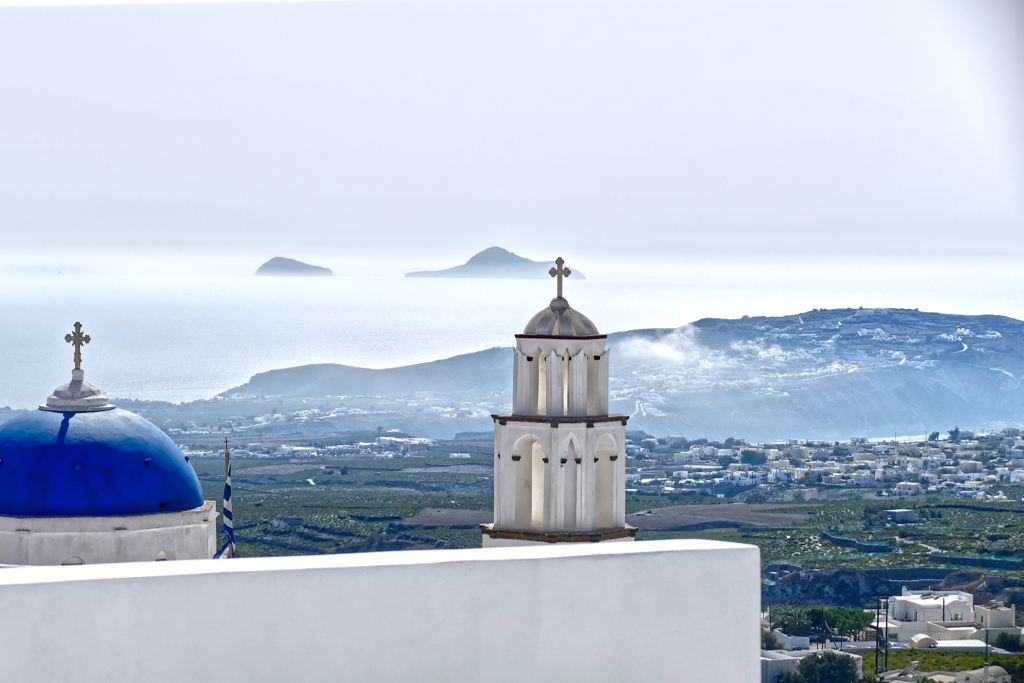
[0,0,1021,264]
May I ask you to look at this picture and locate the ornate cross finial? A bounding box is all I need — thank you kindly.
[64,322,90,371]
[548,257,571,299]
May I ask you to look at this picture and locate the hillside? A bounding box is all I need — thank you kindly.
[222,347,510,399]
[220,308,1024,441]
[609,307,1024,440]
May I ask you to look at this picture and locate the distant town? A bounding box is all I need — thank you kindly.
[625,427,1024,503]
[165,413,1024,508]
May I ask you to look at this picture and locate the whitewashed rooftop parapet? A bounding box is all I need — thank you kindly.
[0,539,759,683]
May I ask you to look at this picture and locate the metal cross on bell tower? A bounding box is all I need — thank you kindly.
[64,322,91,371]
[548,257,571,299]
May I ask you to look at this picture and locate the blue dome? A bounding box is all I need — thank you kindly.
[0,408,204,517]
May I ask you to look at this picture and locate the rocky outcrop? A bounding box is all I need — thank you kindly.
[762,568,892,607]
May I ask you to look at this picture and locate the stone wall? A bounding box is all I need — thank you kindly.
[821,529,895,554]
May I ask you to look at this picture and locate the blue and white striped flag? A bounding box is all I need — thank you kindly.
[215,437,235,559]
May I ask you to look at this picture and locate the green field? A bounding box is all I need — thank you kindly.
[193,455,493,557]
[633,495,1024,571]
[192,455,1024,575]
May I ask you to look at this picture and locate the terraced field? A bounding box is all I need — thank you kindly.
[192,455,1024,574]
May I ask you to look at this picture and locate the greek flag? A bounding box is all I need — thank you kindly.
[215,440,235,559]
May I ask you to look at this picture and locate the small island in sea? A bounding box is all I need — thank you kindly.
[405,247,586,279]
[255,257,332,277]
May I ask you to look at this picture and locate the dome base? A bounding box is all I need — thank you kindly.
[39,404,116,413]
[41,368,114,412]
[0,501,217,565]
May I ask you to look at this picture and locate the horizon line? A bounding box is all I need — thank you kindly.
[0,0,386,7]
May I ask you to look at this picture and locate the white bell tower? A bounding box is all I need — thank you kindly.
[482,258,635,547]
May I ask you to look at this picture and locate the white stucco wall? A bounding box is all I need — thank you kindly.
[0,501,217,565]
[0,539,759,683]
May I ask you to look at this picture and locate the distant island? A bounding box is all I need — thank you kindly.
[405,247,586,279]
[255,257,332,277]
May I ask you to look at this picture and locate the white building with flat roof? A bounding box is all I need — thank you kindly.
[885,509,916,523]
[881,588,1021,644]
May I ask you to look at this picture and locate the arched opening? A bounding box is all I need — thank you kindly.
[155,550,175,561]
[563,439,579,531]
[61,557,84,566]
[587,350,601,415]
[514,438,546,529]
[530,442,545,528]
[595,437,616,529]
[562,350,570,415]
[545,349,566,417]
[536,352,547,416]
[528,347,546,415]
[568,348,588,416]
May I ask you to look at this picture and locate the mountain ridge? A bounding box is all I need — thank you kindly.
[220,307,1024,441]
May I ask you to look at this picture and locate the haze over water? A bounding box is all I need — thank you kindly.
[1,249,1020,409]
[0,1,1021,410]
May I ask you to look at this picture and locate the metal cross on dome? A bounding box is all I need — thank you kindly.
[549,257,571,299]
[64,321,90,371]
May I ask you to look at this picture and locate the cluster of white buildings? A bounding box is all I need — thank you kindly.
[626,429,1024,499]
[876,587,1020,649]
[178,435,440,460]
[762,587,1024,683]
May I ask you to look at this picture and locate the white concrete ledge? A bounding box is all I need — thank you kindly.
[0,539,760,683]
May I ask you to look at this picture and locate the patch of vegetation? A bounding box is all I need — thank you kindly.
[192,455,493,557]
[996,632,1023,652]
[781,650,858,683]
[862,649,1024,678]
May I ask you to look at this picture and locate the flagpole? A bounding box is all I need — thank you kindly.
[220,436,235,558]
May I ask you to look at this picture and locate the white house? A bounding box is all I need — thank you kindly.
[894,482,922,495]
[772,629,810,650]
[885,509,916,524]
[880,588,1022,644]
[723,471,762,487]
[674,451,699,464]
